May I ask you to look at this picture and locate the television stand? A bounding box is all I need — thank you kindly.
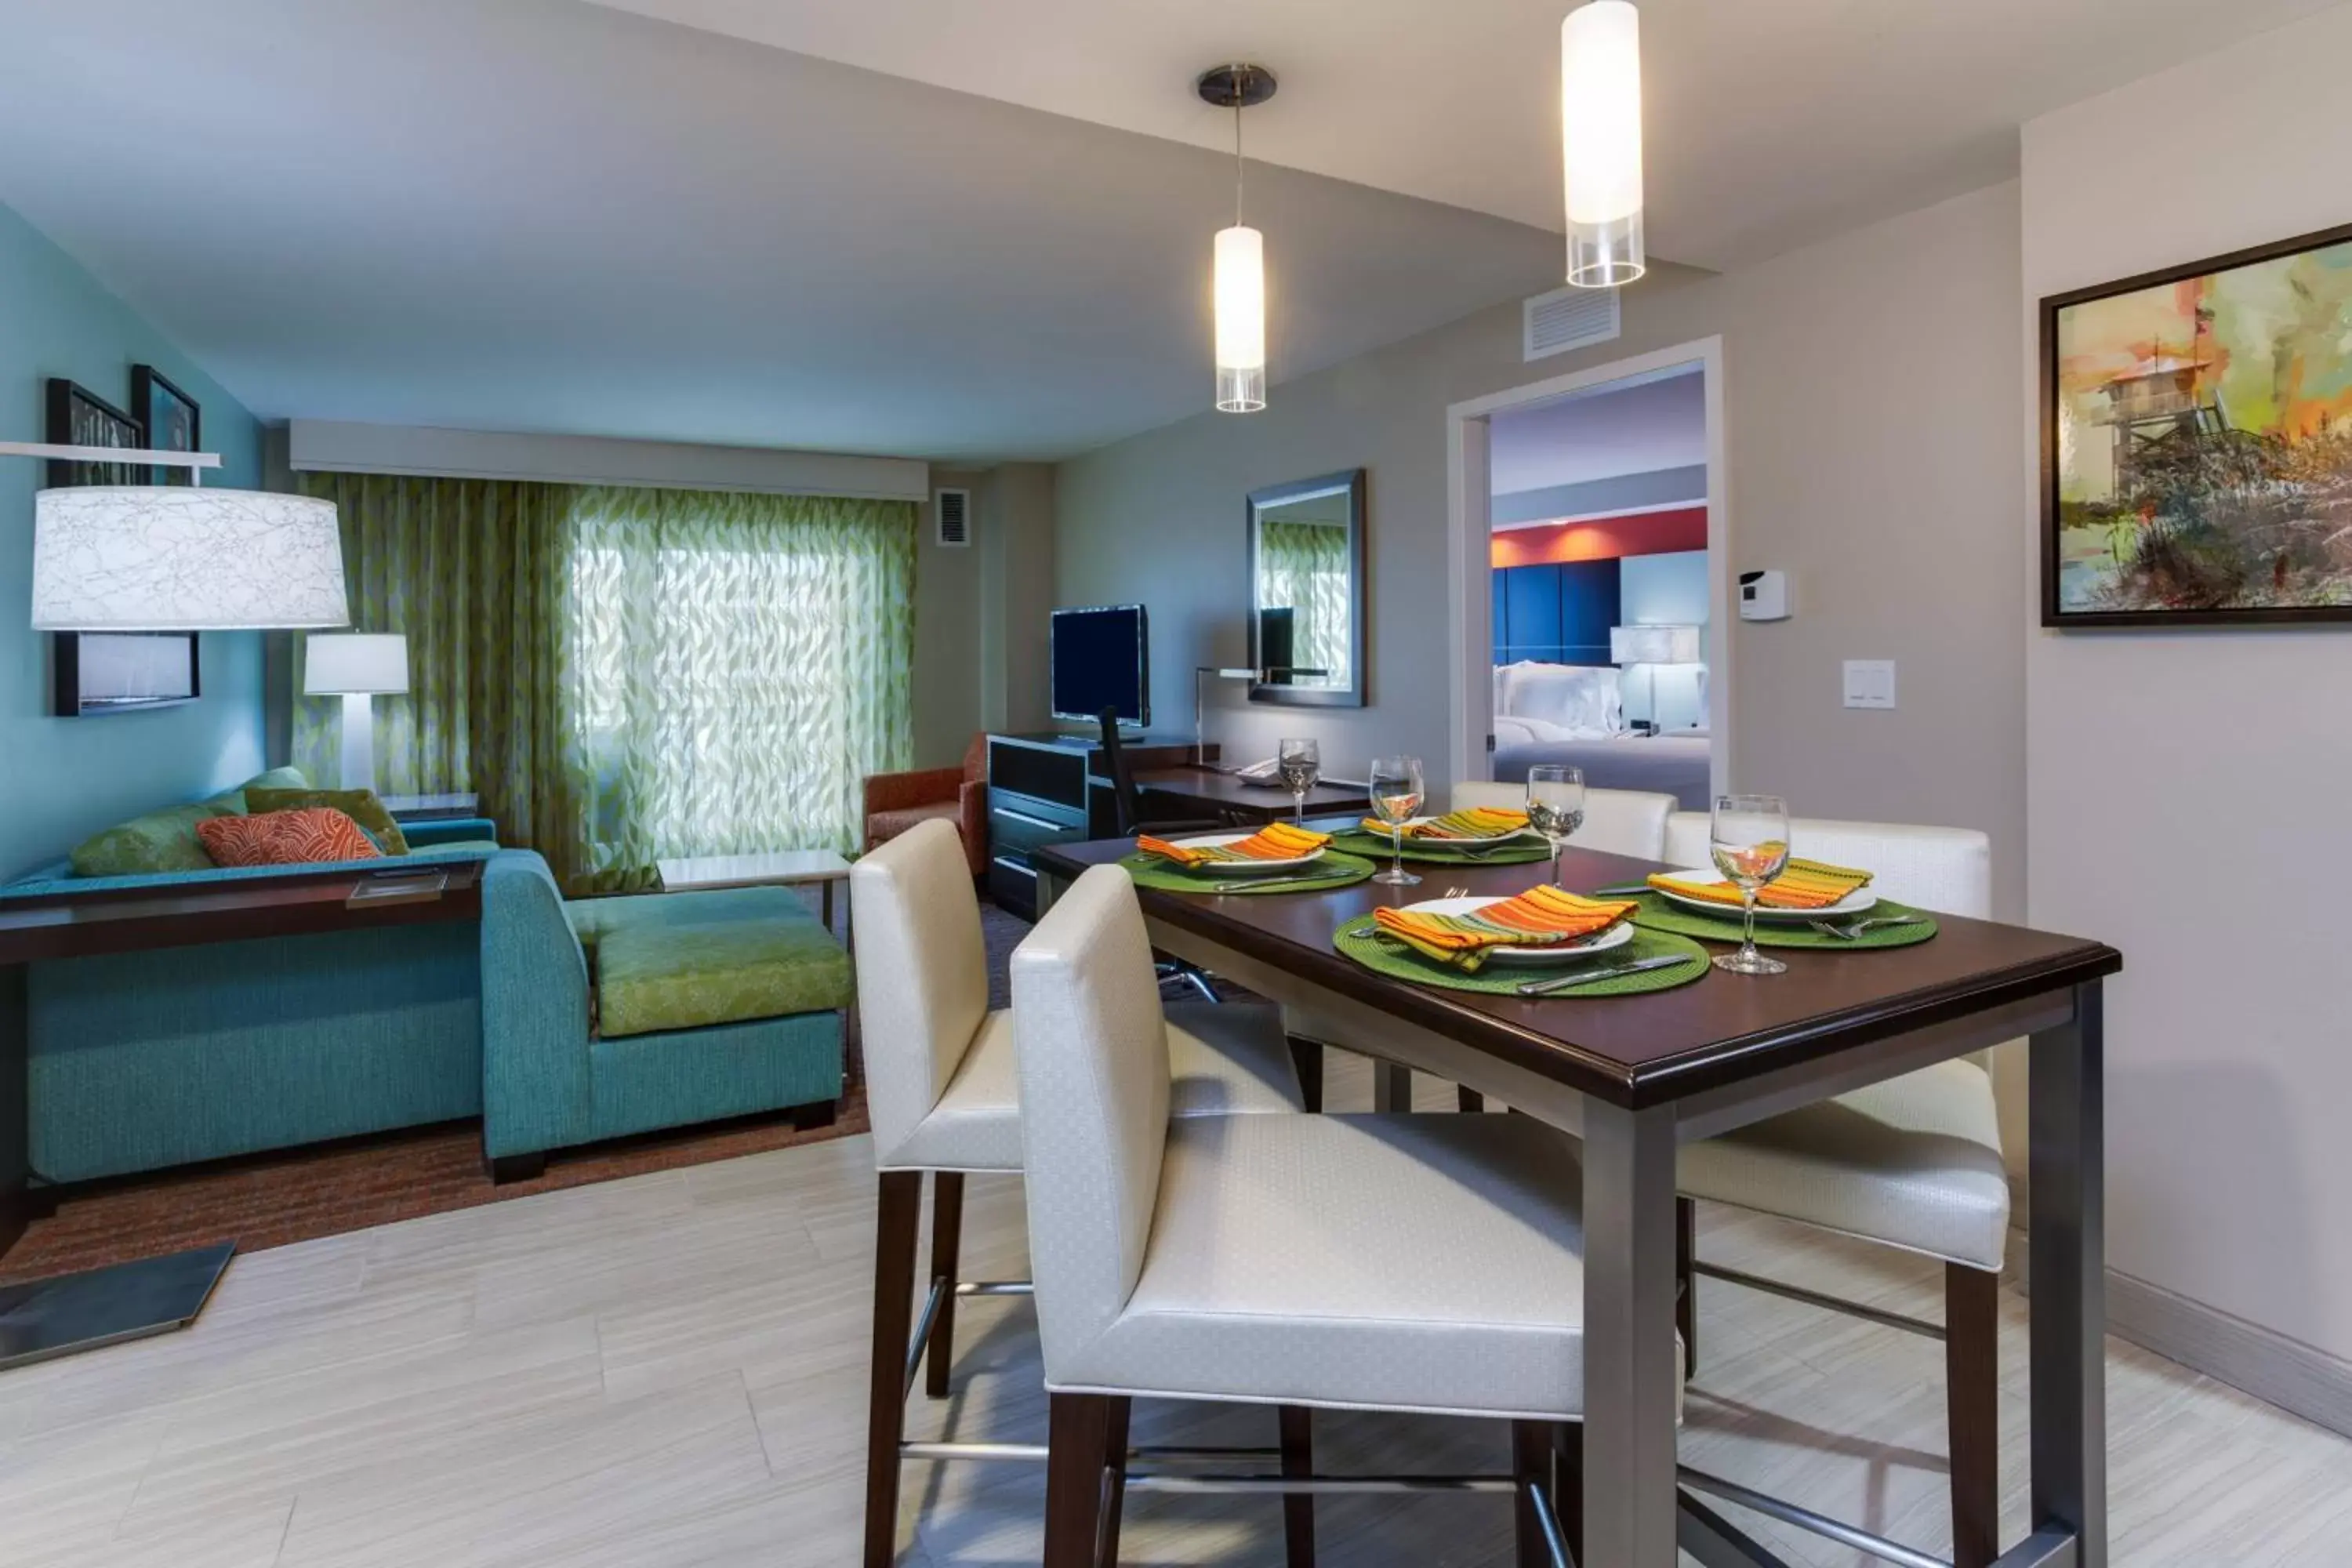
[982,731,1205,918]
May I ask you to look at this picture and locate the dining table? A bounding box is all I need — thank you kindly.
[1033,835,2121,1568]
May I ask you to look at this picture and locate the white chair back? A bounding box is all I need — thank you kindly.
[851,818,992,1166]
[1010,865,1172,1380]
[1661,813,1991,918]
[1451,780,1674,862]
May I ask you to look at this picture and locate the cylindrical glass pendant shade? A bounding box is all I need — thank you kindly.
[1214,223,1267,412]
[1561,0,1646,289]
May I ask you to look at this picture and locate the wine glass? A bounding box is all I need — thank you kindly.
[1276,738,1320,827]
[1710,793,1792,975]
[1525,764,1585,887]
[1367,756,1425,887]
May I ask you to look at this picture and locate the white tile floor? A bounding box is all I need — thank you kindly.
[2,1054,2347,1566]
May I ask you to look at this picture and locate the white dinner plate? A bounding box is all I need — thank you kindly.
[1652,877,1878,922]
[1363,816,1541,843]
[1164,831,1327,875]
[1397,896,1635,967]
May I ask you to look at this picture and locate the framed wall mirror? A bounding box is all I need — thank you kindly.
[1246,469,1367,708]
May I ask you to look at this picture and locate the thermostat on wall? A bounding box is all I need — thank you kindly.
[1737,570,1791,622]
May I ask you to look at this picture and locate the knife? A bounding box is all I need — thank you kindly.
[1207,874,1334,893]
[1589,883,1657,897]
[1515,953,1690,996]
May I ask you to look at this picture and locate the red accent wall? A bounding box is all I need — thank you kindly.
[1490,506,1708,569]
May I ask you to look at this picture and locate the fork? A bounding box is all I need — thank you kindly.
[1808,914,1926,941]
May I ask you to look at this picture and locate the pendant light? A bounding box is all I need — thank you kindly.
[1561,1,1646,288]
[1198,64,1276,413]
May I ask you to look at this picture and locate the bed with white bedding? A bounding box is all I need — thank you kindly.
[1488,662,1713,811]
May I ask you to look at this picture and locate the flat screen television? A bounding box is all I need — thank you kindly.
[1049,604,1149,728]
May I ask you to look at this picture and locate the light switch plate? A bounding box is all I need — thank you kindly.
[1843,659,1896,710]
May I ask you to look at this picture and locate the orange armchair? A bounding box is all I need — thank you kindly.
[862,734,987,876]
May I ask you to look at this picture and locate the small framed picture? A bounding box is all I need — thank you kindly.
[43,377,145,488]
[132,365,201,486]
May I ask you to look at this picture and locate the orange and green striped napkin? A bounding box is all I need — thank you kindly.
[1360,805,1532,841]
[1647,856,1873,911]
[1137,822,1331,868]
[1372,886,1636,973]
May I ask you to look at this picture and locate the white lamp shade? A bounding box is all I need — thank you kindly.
[1610,623,1700,665]
[305,633,409,695]
[1214,223,1268,412]
[31,488,348,631]
[1561,0,1646,288]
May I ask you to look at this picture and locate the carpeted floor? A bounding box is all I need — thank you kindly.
[0,898,1044,1287]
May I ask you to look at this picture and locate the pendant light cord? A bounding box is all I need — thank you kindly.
[1232,94,1245,227]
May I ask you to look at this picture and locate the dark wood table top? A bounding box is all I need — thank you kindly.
[1036,838,2120,1109]
[1131,766,1374,816]
[0,860,486,966]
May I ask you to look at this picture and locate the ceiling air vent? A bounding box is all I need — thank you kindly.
[935,488,972,548]
[1523,284,1621,362]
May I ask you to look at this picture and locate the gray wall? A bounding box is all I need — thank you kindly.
[913,467,985,768]
[1057,181,2027,920]
[0,199,268,879]
[2024,7,2352,1367]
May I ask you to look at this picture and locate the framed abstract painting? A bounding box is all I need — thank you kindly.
[132,365,201,486]
[2042,220,2352,627]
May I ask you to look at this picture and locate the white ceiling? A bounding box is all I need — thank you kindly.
[593,0,2348,269]
[3,0,2342,464]
[1489,365,1704,495]
[0,0,1559,462]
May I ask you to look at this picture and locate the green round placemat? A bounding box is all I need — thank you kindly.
[1327,830,1554,867]
[1120,850,1376,895]
[1625,893,1938,949]
[1332,916,1710,998]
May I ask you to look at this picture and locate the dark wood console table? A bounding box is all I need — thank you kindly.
[0,858,485,1368]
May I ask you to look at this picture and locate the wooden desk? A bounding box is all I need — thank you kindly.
[0,858,486,1367]
[1035,837,2120,1568]
[1130,765,1373,824]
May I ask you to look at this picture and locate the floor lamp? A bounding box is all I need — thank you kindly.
[304,634,409,793]
[1,440,347,1368]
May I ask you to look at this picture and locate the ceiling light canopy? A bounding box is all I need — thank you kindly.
[1561,0,1645,289]
[1198,64,1276,413]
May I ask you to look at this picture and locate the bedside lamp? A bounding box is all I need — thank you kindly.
[1609,623,1702,735]
[304,634,408,792]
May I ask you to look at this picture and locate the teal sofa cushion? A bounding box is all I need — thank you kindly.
[577,886,852,1038]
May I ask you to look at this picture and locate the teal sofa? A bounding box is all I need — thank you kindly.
[8,793,849,1185]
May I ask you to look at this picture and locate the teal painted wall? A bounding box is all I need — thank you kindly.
[0,200,268,879]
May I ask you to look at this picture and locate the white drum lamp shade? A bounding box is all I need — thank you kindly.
[305,633,408,793]
[31,488,348,631]
[1608,624,1700,666]
[1561,0,1646,289]
[303,634,410,697]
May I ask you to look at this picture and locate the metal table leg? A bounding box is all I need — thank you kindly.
[2022,980,2105,1566]
[1582,1098,1682,1567]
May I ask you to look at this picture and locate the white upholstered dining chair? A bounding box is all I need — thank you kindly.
[851,818,1308,1567]
[1661,812,2009,1568]
[1012,863,1594,1567]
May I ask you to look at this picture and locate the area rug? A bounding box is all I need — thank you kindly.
[0,900,1048,1287]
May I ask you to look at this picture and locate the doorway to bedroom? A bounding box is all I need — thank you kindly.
[1446,338,1727,812]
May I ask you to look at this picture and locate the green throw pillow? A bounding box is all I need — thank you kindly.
[205,765,312,815]
[244,787,412,856]
[70,802,240,877]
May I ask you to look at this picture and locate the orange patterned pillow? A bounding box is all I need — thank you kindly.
[197,807,384,868]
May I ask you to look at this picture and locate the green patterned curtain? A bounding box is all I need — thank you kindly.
[293,473,579,868]
[564,486,915,890]
[293,474,916,893]
[1256,517,1352,686]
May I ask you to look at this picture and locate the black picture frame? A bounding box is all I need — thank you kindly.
[2040,217,2352,629]
[131,365,201,486]
[53,632,201,717]
[42,377,146,488]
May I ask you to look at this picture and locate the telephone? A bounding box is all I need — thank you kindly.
[1232,756,1287,786]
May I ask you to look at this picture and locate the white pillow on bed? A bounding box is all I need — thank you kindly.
[1499,662,1623,737]
[1493,713,1587,746]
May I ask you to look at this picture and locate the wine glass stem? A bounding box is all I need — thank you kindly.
[1741,888,1759,960]
[1552,840,1564,886]
[1294,791,1304,827]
